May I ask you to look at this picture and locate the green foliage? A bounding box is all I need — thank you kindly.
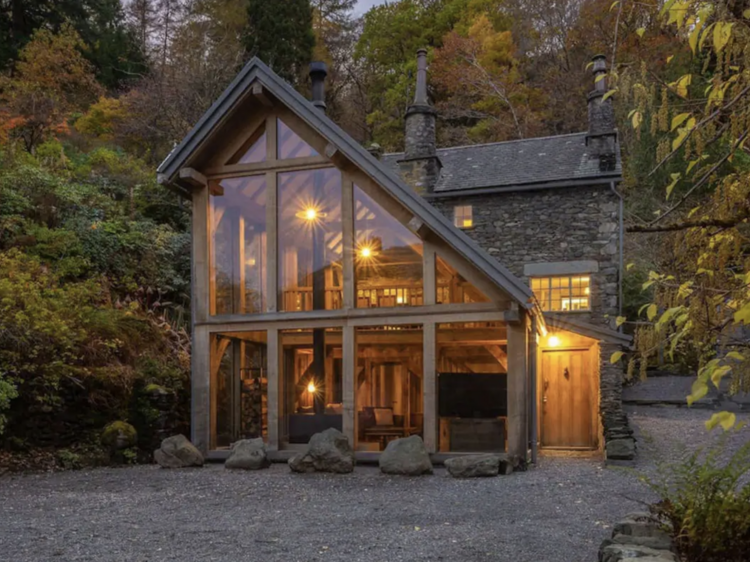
[0,372,18,436]
[643,437,750,562]
[245,0,315,84]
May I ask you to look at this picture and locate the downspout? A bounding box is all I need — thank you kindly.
[610,181,624,322]
[529,314,539,465]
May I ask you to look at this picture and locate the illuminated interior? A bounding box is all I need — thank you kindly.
[278,168,343,311]
[210,331,268,449]
[530,275,591,311]
[436,254,491,304]
[354,184,424,308]
[210,175,268,315]
[453,205,473,229]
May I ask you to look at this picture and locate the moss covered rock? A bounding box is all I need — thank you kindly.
[101,421,138,450]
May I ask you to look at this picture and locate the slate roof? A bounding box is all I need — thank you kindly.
[383,132,622,194]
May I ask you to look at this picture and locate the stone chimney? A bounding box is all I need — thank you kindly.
[309,62,328,113]
[398,49,441,194]
[587,55,617,172]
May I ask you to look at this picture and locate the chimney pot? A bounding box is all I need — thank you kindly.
[309,61,328,113]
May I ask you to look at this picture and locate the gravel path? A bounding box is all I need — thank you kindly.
[1,407,748,562]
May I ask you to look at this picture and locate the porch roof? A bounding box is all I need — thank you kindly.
[544,313,632,346]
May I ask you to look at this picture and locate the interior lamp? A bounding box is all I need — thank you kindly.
[296,207,328,221]
[307,382,316,394]
[360,246,372,258]
[548,335,561,347]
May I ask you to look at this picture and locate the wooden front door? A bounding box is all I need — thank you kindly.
[541,349,595,449]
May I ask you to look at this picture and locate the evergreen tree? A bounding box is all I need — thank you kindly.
[244,0,315,85]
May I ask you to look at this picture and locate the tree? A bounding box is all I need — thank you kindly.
[244,0,315,85]
[613,0,750,430]
[0,25,102,153]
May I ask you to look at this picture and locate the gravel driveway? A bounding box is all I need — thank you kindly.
[1,407,748,562]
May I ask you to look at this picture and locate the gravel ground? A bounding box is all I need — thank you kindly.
[1,407,748,562]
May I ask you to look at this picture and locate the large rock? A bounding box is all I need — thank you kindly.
[101,421,137,451]
[379,435,432,476]
[154,434,204,468]
[606,438,636,460]
[614,513,670,540]
[225,438,270,470]
[288,428,355,474]
[444,454,513,478]
[600,543,676,562]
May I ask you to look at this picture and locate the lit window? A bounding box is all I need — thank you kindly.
[453,205,473,229]
[530,276,591,312]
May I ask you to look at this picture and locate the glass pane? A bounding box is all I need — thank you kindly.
[436,255,490,304]
[354,184,423,308]
[356,325,423,452]
[210,331,268,450]
[437,322,507,453]
[234,132,267,164]
[280,328,342,446]
[278,168,342,311]
[278,119,319,159]
[210,175,267,315]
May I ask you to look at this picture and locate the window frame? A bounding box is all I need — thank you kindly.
[530,275,591,312]
[453,204,473,229]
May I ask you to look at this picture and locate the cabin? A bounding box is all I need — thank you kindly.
[157,52,634,464]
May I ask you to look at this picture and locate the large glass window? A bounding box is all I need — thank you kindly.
[354,185,423,308]
[531,276,591,311]
[229,123,267,164]
[210,331,268,450]
[278,119,318,159]
[278,168,343,311]
[436,255,490,305]
[453,205,473,229]
[210,175,267,315]
[437,322,507,453]
[355,325,423,452]
[280,328,342,446]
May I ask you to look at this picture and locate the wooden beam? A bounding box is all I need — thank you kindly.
[423,322,437,452]
[342,325,355,444]
[507,319,528,461]
[193,185,210,321]
[266,328,279,450]
[266,171,278,312]
[251,82,273,107]
[205,155,330,178]
[342,174,355,309]
[192,325,211,454]
[179,167,207,189]
[423,242,437,306]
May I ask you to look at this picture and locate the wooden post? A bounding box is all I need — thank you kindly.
[423,242,436,306]
[193,186,210,321]
[342,176,354,310]
[423,321,437,452]
[231,212,246,313]
[342,325,355,445]
[507,318,528,461]
[192,325,211,453]
[266,171,278,312]
[266,328,279,450]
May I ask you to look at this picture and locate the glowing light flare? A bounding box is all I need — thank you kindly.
[295,203,328,222]
[360,246,372,258]
[307,382,316,394]
[548,335,561,347]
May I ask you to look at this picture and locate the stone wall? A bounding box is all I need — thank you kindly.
[430,185,620,329]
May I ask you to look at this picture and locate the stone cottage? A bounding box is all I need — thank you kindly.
[156,50,634,464]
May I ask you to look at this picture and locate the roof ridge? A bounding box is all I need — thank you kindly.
[381,131,588,157]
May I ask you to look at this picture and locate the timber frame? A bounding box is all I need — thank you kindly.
[158,57,554,462]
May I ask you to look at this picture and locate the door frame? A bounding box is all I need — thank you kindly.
[538,342,599,450]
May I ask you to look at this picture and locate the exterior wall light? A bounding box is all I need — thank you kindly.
[548,335,561,347]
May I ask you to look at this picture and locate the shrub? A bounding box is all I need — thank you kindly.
[643,436,750,562]
[0,372,18,435]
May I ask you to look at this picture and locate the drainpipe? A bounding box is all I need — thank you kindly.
[529,315,539,465]
[610,181,624,322]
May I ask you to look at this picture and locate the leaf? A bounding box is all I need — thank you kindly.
[671,113,691,131]
[610,0,620,11]
[674,74,692,97]
[631,111,643,129]
[595,73,607,83]
[705,411,736,431]
[687,379,708,405]
[726,351,745,362]
[745,9,750,19]
[647,303,658,321]
[713,22,733,52]
[616,316,627,327]
[666,173,681,200]
[586,61,594,71]
[610,351,624,364]
[602,89,618,102]
[709,365,732,388]
[636,27,646,37]
[626,263,635,271]
[734,303,750,324]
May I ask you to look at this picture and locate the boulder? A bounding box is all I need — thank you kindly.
[602,534,673,552]
[379,435,432,476]
[154,434,204,468]
[225,438,270,470]
[600,544,676,562]
[614,513,670,541]
[444,454,513,478]
[101,421,137,451]
[288,428,355,474]
[606,438,636,460]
